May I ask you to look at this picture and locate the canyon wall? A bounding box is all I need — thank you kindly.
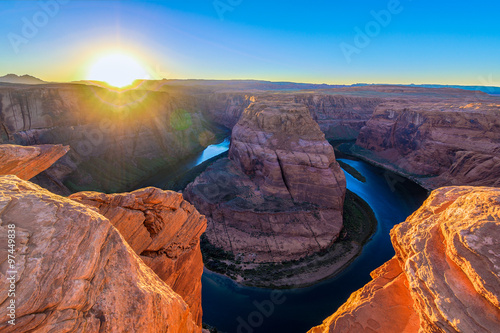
[0,84,224,193]
[309,186,500,333]
[197,92,383,140]
[185,95,346,264]
[295,94,383,140]
[70,188,207,326]
[0,83,403,195]
[354,98,500,188]
[198,93,252,129]
[0,175,201,332]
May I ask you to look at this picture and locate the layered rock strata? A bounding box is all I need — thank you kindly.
[69,188,207,326]
[0,175,200,332]
[185,95,346,263]
[309,186,500,332]
[295,94,383,140]
[355,98,500,188]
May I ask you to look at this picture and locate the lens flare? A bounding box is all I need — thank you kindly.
[87,53,150,88]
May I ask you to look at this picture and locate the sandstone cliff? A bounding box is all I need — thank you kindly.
[185,95,346,264]
[0,175,200,332]
[0,83,226,193]
[198,93,252,129]
[1,83,438,195]
[295,94,383,140]
[354,95,500,189]
[198,92,383,140]
[0,144,68,180]
[309,186,500,333]
[69,188,207,326]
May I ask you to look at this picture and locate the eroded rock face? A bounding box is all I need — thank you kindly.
[355,98,500,188]
[0,144,68,180]
[199,93,383,140]
[310,186,500,333]
[0,84,229,193]
[69,188,207,326]
[185,95,346,263]
[0,175,199,332]
[295,94,383,140]
[200,93,252,128]
[229,96,345,208]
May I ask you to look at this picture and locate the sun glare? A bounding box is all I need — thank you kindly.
[87,53,150,88]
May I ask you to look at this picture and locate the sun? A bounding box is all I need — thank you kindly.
[87,53,150,88]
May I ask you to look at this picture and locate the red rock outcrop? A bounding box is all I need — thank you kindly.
[355,97,500,189]
[0,144,68,180]
[309,186,500,332]
[185,95,346,263]
[69,188,207,326]
[0,175,199,332]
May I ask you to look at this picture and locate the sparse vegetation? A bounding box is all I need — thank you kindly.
[200,189,377,288]
[338,160,366,183]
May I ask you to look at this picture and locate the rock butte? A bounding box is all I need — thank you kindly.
[2,84,499,194]
[70,188,207,326]
[185,95,346,263]
[0,84,387,193]
[0,175,200,332]
[309,186,500,333]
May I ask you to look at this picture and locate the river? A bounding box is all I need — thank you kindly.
[149,139,429,333]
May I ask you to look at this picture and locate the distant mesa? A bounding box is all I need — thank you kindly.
[0,73,47,85]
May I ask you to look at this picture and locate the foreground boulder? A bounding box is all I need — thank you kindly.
[0,175,199,332]
[185,95,346,264]
[70,188,207,326]
[309,186,500,332]
[0,144,68,180]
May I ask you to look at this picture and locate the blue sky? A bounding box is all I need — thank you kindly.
[0,0,499,85]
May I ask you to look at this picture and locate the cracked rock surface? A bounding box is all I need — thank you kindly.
[69,188,207,326]
[0,175,199,332]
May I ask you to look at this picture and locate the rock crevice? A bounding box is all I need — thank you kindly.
[70,188,207,326]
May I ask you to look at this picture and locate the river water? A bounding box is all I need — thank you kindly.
[151,139,428,333]
[194,137,230,167]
